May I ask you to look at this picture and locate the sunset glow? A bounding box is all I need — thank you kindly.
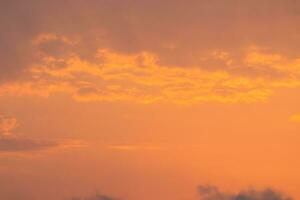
[1,1,300,200]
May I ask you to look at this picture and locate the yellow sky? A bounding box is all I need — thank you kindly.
[1,1,300,200]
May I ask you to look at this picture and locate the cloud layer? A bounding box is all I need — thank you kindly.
[2,47,300,104]
[1,0,300,104]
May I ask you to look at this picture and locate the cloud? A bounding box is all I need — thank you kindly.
[68,185,293,200]
[1,0,300,63]
[198,185,292,200]
[2,48,300,104]
[0,115,18,136]
[0,185,292,200]
[0,115,84,154]
[2,1,300,104]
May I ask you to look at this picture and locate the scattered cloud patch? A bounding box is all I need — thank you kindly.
[0,115,85,154]
[0,115,18,136]
[198,185,292,200]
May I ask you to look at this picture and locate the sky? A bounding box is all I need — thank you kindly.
[0,0,300,199]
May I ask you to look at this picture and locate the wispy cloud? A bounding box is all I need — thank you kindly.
[0,115,85,154]
[0,137,59,153]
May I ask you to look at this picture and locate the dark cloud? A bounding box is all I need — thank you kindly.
[77,86,100,96]
[1,0,300,82]
[0,185,293,200]
[198,185,293,200]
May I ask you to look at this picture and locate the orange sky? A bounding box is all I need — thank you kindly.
[0,1,300,200]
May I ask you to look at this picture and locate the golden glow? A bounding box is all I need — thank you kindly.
[290,114,300,122]
[2,44,300,105]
